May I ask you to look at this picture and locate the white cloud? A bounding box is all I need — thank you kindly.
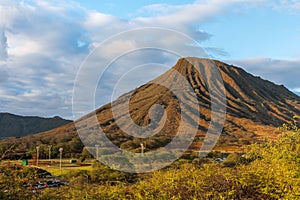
[226,58,300,95]
[134,0,266,28]
[0,67,8,83]
[276,0,300,12]
[0,28,7,60]
[0,0,91,118]
[84,11,120,28]
[0,0,298,119]
[292,88,300,94]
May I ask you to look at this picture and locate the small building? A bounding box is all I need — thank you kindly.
[70,159,77,164]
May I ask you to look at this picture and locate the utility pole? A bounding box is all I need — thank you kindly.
[59,147,63,171]
[36,146,40,166]
[140,143,144,156]
[95,144,99,160]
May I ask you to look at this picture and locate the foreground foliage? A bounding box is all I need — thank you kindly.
[0,120,299,199]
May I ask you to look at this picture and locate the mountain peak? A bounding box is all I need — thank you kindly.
[2,58,300,153]
[89,57,300,150]
[172,58,299,122]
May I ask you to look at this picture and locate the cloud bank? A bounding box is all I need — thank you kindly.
[0,28,7,60]
[0,0,298,119]
[227,58,300,96]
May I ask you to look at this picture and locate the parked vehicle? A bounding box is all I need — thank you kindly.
[46,180,59,187]
[37,181,48,189]
[25,179,69,190]
[215,157,226,162]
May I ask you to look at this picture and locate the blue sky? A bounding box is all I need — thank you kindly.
[75,0,195,18]
[202,7,300,59]
[0,0,300,119]
[74,0,300,59]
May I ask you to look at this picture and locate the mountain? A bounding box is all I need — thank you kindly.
[1,58,300,156]
[0,113,72,139]
[76,57,300,152]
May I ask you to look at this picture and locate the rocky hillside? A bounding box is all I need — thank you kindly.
[1,58,300,155]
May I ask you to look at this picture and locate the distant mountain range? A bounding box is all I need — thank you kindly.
[0,113,71,139]
[1,58,300,156]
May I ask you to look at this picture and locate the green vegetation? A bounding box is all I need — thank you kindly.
[40,160,93,177]
[0,134,85,160]
[0,118,299,199]
[0,165,51,199]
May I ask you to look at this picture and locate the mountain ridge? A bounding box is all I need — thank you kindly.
[0,113,72,139]
[1,58,300,155]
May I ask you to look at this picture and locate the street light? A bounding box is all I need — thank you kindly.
[59,147,63,171]
[48,145,52,163]
[36,146,40,166]
[95,144,99,160]
[140,143,144,156]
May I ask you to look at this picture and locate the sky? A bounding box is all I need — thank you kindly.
[0,0,300,119]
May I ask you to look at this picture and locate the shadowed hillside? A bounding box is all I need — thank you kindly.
[0,113,71,139]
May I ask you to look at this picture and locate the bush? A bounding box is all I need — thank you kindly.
[223,153,244,167]
[0,117,299,199]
